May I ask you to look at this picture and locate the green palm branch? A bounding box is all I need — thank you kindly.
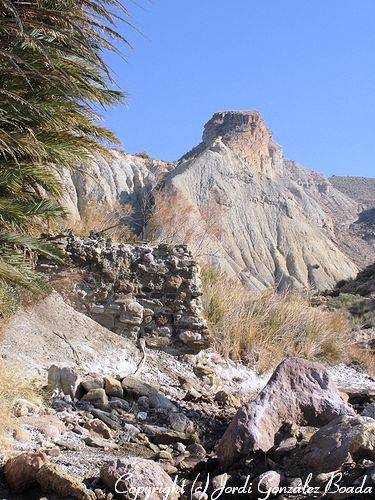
[0,0,129,288]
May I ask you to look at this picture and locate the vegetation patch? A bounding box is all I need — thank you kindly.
[201,267,373,373]
[326,293,375,329]
[66,201,137,244]
[0,360,41,447]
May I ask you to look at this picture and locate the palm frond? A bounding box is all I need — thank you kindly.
[0,0,130,288]
[0,232,65,263]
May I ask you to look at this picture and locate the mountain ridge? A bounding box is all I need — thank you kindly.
[62,111,374,291]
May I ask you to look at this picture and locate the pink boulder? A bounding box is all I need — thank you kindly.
[217,357,356,466]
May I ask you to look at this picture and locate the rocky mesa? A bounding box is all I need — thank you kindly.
[64,111,374,292]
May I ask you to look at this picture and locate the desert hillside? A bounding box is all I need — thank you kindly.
[330,176,375,208]
[63,111,374,291]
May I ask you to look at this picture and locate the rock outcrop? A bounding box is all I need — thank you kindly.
[62,151,169,229]
[217,357,356,466]
[161,111,362,291]
[303,415,375,472]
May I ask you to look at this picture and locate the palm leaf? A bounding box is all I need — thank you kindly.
[0,0,130,288]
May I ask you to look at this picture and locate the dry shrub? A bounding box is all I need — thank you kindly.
[67,201,137,243]
[0,284,19,340]
[201,267,373,373]
[0,360,42,446]
[144,191,223,256]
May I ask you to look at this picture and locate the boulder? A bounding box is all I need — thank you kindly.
[137,395,150,410]
[254,471,281,497]
[362,402,375,419]
[303,415,375,472]
[81,388,109,409]
[186,443,206,458]
[122,423,141,442]
[13,427,32,442]
[81,377,104,392]
[4,451,48,492]
[104,376,123,398]
[84,418,113,439]
[36,463,95,499]
[143,424,199,445]
[100,457,179,499]
[122,375,176,410]
[84,435,119,450]
[169,412,195,434]
[13,398,41,417]
[20,414,66,440]
[48,364,82,398]
[91,408,121,430]
[109,397,131,411]
[217,357,356,466]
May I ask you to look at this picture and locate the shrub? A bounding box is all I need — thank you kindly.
[326,293,375,329]
[144,191,224,256]
[135,151,152,159]
[0,360,42,446]
[67,201,137,244]
[201,267,373,373]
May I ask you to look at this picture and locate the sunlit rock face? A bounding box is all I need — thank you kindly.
[61,151,169,231]
[162,111,359,291]
[201,110,284,178]
[61,111,374,292]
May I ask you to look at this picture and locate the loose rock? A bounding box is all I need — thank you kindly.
[254,471,281,497]
[36,463,96,499]
[4,451,48,493]
[48,365,81,398]
[81,388,109,410]
[217,357,356,466]
[84,418,113,439]
[303,415,375,472]
[104,376,123,398]
[100,457,179,499]
[122,375,176,410]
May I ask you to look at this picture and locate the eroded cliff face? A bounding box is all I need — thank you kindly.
[62,111,373,292]
[62,151,169,230]
[163,111,360,291]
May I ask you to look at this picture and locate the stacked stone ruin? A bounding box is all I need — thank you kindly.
[60,234,210,351]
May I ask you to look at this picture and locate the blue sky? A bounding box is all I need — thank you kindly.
[103,0,375,177]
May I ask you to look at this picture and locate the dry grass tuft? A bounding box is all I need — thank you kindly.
[202,267,373,373]
[63,201,138,243]
[0,360,42,446]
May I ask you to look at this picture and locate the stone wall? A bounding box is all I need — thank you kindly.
[57,234,210,351]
